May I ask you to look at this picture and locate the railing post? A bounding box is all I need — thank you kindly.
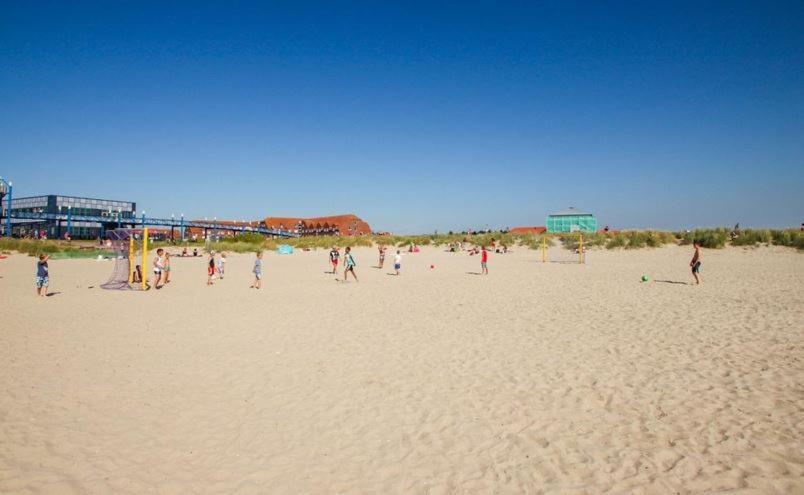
[5,182,11,237]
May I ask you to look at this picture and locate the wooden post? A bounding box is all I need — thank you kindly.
[579,233,584,264]
[142,228,149,290]
[128,235,135,284]
[541,236,547,263]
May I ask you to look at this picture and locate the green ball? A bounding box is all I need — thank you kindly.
[641,275,649,282]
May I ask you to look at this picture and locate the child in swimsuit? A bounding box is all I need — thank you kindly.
[378,246,386,269]
[207,255,216,286]
[164,252,172,283]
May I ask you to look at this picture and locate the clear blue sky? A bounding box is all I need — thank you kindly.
[2,1,802,233]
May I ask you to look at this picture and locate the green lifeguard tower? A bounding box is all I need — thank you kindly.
[546,207,597,233]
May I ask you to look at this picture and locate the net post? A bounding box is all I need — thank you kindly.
[141,228,148,290]
[579,233,584,264]
[128,235,135,284]
[541,236,546,263]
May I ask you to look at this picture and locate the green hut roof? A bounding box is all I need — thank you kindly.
[549,207,594,217]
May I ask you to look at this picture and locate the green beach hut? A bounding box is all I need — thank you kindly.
[546,207,597,233]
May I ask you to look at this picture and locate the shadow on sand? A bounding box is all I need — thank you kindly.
[45,291,62,297]
[654,279,690,285]
[465,271,482,276]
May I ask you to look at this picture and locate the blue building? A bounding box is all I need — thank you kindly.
[6,195,136,239]
[546,207,598,233]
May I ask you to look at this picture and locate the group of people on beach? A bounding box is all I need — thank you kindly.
[376,245,403,275]
[205,251,228,285]
[30,240,705,296]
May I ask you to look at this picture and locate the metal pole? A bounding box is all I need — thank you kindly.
[180,214,185,241]
[67,206,72,237]
[117,207,122,229]
[5,182,11,237]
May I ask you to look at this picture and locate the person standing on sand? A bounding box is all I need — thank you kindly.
[690,241,702,285]
[207,253,216,286]
[36,254,49,297]
[378,245,386,269]
[217,252,226,279]
[329,246,340,274]
[343,246,357,282]
[481,246,489,275]
[152,248,165,289]
[393,250,402,276]
[251,251,263,289]
[163,252,172,284]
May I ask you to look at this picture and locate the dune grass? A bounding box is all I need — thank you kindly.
[3,228,801,259]
[0,238,111,259]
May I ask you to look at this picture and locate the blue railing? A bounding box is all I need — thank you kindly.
[5,210,299,238]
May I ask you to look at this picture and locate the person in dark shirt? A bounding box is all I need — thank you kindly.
[36,254,49,297]
[690,242,702,285]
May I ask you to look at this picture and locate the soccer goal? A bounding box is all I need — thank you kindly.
[540,233,586,264]
[101,228,150,290]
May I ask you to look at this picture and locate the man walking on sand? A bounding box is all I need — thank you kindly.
[690,241,702,285]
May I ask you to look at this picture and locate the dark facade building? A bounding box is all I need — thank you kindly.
[7,195,136,239]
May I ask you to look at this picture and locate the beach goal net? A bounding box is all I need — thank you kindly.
[101,228,150,290]
[540,233,587,264]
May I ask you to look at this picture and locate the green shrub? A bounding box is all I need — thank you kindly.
[232,232,266,244]
[677,228,728,249]
[770,229,804,250]
[606,235,626,249]
[732,229,773,247]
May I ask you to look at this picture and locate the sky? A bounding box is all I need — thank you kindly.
[1,1,802,233]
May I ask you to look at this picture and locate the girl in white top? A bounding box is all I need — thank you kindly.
[217,253,227,279]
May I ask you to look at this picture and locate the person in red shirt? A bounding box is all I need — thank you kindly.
[481,246,489,275]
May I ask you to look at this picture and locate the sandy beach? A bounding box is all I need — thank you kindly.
[1,245,802,494]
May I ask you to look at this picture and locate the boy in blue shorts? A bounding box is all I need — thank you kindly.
[36,254,49,297]
[251,251,263,289]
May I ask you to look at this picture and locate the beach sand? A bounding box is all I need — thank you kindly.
[1,244,802,494]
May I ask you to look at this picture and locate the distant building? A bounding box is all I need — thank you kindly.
[510,226,547,235]
[263,214,372,237]
[6,194,136,239]
[546,207,597,233]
